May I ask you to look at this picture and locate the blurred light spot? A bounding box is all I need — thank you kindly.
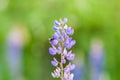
[75,0,91,13]
[99,72,111,80]
[0,0,9,11]
[8,24,30,46]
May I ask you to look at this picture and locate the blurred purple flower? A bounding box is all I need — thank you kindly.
[89,39,105,80]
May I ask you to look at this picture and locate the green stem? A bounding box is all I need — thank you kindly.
[60,54,64,80]
[60,23,65,80]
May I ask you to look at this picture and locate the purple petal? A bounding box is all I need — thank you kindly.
[66,37,72,44]
[53,26,58,30]
[62,30,67,38]
[49,47,57,55]
[53,32,59,39]
[66,54,75,61]
[66,27,74,35]
[62,59,66,64]
[51,39,58,45]
[65,43,72,49]
[64,67,70,73]
[54,20,60,26]
[57,45,62,54]
[51,58,58,66]
[51,60,58,66]
[65,37,76,49]
[64,18,68,23]
[71,40,76,46]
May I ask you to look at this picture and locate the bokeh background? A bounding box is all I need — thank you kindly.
[0,0,120,80]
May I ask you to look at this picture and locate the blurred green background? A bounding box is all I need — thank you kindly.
[0,0,120,80]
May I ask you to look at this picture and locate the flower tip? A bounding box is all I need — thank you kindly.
[53,26,58,30]
[64,18,68,23]
[54,20,60,26]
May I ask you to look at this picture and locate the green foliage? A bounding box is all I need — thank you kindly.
[0,0,120,80]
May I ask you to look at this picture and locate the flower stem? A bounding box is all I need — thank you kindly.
[60,25,65,80]
[60,53,64,80]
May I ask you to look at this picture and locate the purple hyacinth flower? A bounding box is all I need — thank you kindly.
[65,37,72,47]
[62,30,67,38]
[51,58,59,66]
[62,59,66,64]
[66,27,74,35]
[66,37,72,43]
[64,67,70,73]
[65,37,76,49]
[62,56,66,64]
[54,20,60,26]
[53,32,59,39]
[66,53,75,61]
[57,44,62,54]
[53,26,58,30]
[66,40,76,49]
[49,47,57,55]
[50,39,58,45]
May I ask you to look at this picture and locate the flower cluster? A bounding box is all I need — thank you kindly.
[49,18,76,80]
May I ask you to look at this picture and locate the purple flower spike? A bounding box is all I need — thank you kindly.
[49,18,76,80]
[66,27,74,35]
